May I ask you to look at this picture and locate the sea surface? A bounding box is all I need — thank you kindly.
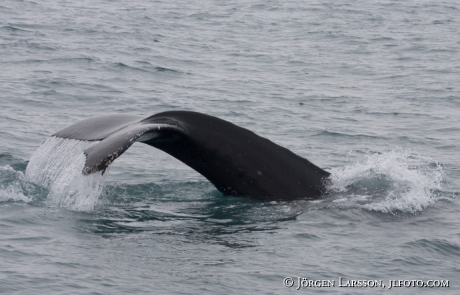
[1,0,459,294]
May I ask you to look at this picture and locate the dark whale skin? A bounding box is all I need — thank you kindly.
[54,111,330,200]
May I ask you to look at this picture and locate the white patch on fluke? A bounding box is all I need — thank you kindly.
[26,137,110,211]
[327,149,445,214]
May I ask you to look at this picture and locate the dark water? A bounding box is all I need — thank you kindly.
[1,0,459,294]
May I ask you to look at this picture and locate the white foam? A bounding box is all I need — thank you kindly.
[25,137,110,211]
[0,165,33,203]
[327,149,445,214]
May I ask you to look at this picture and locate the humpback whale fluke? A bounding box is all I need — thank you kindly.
[53,111,330,200]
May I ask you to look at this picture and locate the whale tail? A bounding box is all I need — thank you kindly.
[53,114,186,175]
[53,111,330,200]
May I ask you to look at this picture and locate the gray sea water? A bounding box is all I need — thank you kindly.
[1,0,460,294]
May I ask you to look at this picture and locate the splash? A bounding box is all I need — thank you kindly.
[25,137,110,211]
[0,165,34,203]
[327,149,445,214]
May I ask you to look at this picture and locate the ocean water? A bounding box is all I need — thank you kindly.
[1,0,459,294]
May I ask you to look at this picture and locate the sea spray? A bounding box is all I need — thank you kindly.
[327,149,445,214]
[0,165,34,203]
[26,137,110,211]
